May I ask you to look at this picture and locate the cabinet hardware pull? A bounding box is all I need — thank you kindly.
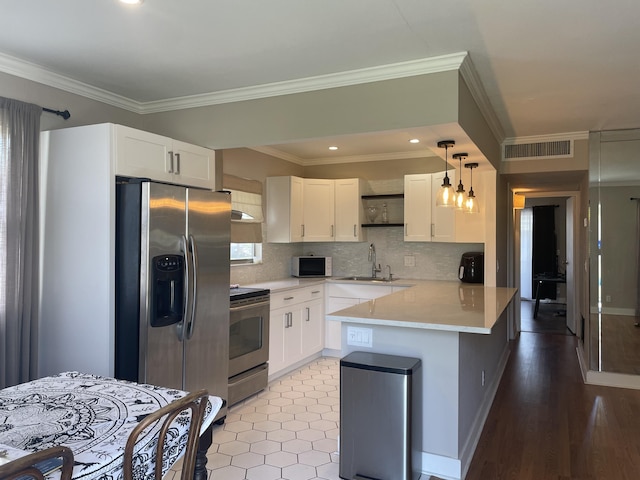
[288,312,293,327]
[311,290,320,294]
[284,296,294,301]
[175,152,181,174]
[168,151,174,173]
[431,223,435,237]
[331,224,334,237]
[353,224,357,237]
[301,224,305,237]
[306,307,310,322]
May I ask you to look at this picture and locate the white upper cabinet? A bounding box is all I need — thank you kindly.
[334,178,363,242]
[303,178,335,242]
[266,176,304,243]
[431,171,456,242]
[404,171,455,242]
[115,125,215,189]
[454,169,488,243]
[404,174,432,241]
[267,176,362,243]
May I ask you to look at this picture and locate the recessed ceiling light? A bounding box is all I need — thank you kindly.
[329,146,338,151]
[409,139,420,144]
[120,0,144,5]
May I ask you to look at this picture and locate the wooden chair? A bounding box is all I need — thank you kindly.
[123,389,208,480]
[0,445,74,480]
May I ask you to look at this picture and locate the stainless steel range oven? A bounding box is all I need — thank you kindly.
[228,287,270,406]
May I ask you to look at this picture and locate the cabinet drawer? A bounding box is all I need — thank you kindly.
[271,284,325,309]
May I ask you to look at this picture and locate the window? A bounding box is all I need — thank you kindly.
[231,242,262,264]
[225,175,264,265]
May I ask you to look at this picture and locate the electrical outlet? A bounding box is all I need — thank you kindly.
[404,255,415,267]
[347,326,373,348]
[605,295,612,303]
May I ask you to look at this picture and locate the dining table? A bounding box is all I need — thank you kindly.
[0,371,222,480]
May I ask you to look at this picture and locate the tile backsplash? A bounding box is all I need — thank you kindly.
[231,227,482,285]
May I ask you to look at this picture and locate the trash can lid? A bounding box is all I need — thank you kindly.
[340,351,421,375]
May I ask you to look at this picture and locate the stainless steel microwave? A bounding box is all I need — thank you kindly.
[292,256,332,277]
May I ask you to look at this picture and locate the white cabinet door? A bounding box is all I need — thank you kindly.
[303,178,335,242]
[269,306,288,376]
[115,125,173,182]
[334,178,363,242]
[171,140,216,189]
[455,169,488,243]
[431,170,456,242]
[266,176,304,243]
[404,174,432,242]
[301,298,324,355]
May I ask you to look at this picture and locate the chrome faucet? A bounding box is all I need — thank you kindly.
[368,243,381,278]
[385,264,393,281]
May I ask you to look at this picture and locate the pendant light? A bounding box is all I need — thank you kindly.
[464,162,480,214]
[452,152,467,209]
[436,140,456,207]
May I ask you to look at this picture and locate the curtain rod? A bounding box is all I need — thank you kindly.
[631,197,640,201]
[42,107,70,120]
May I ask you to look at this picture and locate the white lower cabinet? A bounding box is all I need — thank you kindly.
[269,285,324,377]
[325,283,403,351]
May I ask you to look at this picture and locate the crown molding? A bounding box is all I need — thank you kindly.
[0,49,467,114]
[139,52,468,113]
[458,54,505,144]
[249,146,305,165]
[0,51,140,112]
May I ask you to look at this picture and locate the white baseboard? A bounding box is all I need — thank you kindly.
[590,306,636,316]
[577,345,640,390]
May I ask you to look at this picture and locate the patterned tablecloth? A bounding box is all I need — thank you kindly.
[0,372,222,480]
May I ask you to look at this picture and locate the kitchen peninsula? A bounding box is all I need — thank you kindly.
[327,280,517,480]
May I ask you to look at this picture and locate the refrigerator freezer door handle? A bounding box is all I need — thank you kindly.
[185,234,199,339]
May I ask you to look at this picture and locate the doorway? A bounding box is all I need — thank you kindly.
[515,193,579,337]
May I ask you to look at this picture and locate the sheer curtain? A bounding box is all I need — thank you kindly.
[0,97,42,388]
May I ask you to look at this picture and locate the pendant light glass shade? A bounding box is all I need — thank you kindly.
[464,162,480,214]
[452,153,467,210]
[436,140,455,207]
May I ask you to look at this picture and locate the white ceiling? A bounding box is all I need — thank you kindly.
[1,0,639,165]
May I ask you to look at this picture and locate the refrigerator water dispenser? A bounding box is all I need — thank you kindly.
[151,254,184,327]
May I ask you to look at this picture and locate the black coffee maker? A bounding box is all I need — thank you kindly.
[458,252,484,283]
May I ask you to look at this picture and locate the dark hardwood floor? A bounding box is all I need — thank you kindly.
[459,331,640,479]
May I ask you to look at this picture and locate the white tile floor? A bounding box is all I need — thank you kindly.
[170,357,342,480]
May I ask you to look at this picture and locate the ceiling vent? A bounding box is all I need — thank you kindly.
[503,139,572,161]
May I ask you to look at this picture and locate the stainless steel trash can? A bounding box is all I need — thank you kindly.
[339,351,422,480]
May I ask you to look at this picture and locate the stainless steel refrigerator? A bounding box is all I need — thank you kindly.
[115,179,230,422]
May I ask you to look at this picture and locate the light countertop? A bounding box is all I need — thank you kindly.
[243,277,325,292]
[327,280,517,334]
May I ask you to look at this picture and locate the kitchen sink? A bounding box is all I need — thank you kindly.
[337,276,397,282]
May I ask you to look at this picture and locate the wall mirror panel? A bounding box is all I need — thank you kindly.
[589,130,640,375]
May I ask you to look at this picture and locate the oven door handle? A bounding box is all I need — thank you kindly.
[230,300,270,313]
